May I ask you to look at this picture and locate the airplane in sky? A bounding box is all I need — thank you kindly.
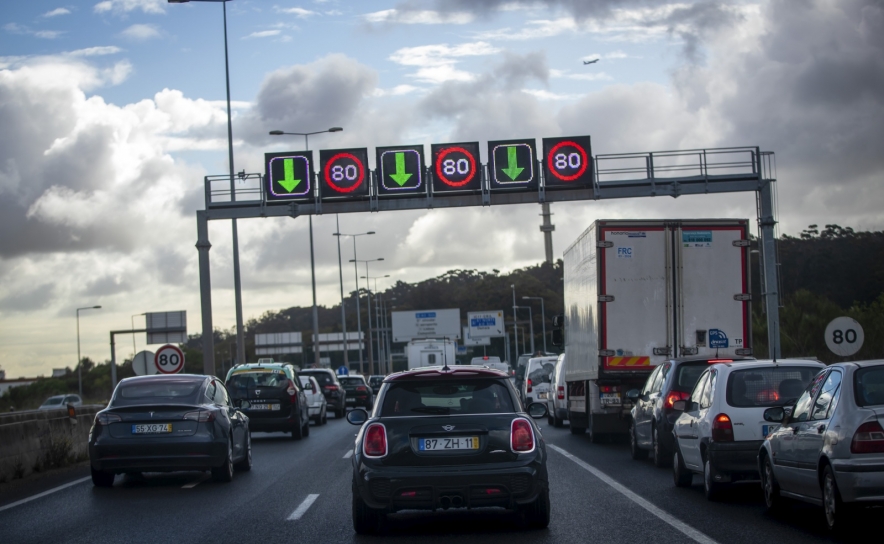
[583,59,599,65]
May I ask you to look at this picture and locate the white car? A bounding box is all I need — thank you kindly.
[469,356,510,375]
[547,354,567,428]
[759,360,884,532]
[299,375,328,425]
[672,359,824,499]
[521,356,557,406]
[39,394,83,410]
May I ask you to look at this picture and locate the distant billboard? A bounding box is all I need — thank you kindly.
[255,332,302,355]
[392,309,461,343]
[146,311,187,345]
[467,310,505,338]
[317,332,364,353]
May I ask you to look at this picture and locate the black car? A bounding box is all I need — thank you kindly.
[626,356,754,467]
[225,363,311,439]
[89,374,251,487]
[340,375,374,410]
[347,366,551,534]
[368,375,385,395]
[300,369,347,419]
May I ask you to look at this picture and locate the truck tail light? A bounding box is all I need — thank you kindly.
[183,410,215,422]
[526,379,533,393]
[557,386,565,400]
[711,413,734,442]
[851,421,884,454]
[363,423,387,457]
[665,391,690,409]
[511,418,535,452]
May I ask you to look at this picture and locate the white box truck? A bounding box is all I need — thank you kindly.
[560,219,752,441]
[406,339,456,369]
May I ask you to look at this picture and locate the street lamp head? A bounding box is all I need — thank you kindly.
[367,231,375,235]
[377,258,385,261]
[329,127,343,132]
[268,130,284,135]
[93,305,102,309]
[349,259,356,263]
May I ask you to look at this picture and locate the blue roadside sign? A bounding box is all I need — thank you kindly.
[336,365,349,376]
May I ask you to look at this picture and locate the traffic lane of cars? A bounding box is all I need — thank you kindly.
[538,420,868,544]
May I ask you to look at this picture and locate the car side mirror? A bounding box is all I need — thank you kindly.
[346,409,368,425]
[551,329,563,348]
[763,406,785,423]
[527,402,548,419]
[625,389,640,400]
[233,398,250,410]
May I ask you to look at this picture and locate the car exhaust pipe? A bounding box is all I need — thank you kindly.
[451,496,463,508]
[440,496,451,510]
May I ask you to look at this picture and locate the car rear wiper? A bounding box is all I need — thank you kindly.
[410,406,450,414]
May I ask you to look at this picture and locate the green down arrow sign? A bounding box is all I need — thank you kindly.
[389,152,412,186]
[278,158,301,192]
[501,146,524,181]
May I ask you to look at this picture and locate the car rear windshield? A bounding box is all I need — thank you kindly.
[854,366,884,407]
[381,379,515,417]
[369,376,384,385]
[673,363,708,392]
[726,366,820,407]
[227,370,290,391]
[114,382,201,404]
[301,371,334,385]
[340,377,365,386]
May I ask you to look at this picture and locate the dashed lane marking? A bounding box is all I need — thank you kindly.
[343,450,354,459]
[0,477,91,514]
[287,494,320,521]
[548,444,720,544]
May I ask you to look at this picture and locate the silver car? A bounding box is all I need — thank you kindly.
[758,360,884,533]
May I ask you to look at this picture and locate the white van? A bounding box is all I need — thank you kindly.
[521,356,557,405]
[469,356,510,375]
[547,354,567,427]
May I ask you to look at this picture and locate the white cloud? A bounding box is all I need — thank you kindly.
[276,7,317,18]
[521,89,582,100]
[67,46,123,57]
[4,23,65,40]
[94,0,165,15]
[565,72,614,81]
[120,23,161,40]
[364,9,474,25]
[244,29,282,39]
[43,8,72,17]
[373,84,422,97]
[389,42,500,84]
[33,30,65,40]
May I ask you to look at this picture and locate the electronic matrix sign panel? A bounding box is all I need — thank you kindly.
[542,136,593,189]
[487,138,537,190]
[376,145,425,197]
[264,151,315,202]
[319,147,370,199]
[431,142,481,193]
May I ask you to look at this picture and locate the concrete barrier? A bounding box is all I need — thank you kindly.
[0,405,103,482]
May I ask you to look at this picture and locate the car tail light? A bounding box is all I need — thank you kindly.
[599,385,621,393]
[484,488,502,494]
[557,386,565,400]
[400,491,417,497]
[363,423,387,457]
[851,421,884,454]
[323,384,339,392]
[665,391,690,409]
[95,413,121,425]
[286,379,298,397]
[356,385,368,392]
[183,410,215,422]
[707,359,733,364]
[526,379,533,393]
[511,418,535,452]
[711,413,734,442]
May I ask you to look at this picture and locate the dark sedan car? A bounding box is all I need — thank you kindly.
[225,362,311,439]
[89,374,251,487]
[347,366,550,534]
[300,369,346,419]
[340,375,374,410]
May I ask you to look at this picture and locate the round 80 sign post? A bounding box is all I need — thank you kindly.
[824,316,864,358]
[155,344,185,374]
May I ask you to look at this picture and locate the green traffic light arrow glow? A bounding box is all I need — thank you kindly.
[389,152,413,186]
[501,146,524,180]
[278,158,302,192]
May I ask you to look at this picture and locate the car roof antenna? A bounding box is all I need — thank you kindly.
[442,336,451,371]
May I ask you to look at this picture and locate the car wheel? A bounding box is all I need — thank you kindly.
[630,421,648,460]
[673,446,693,488]
[302,417,310,437]
[761,455,782,512]
[520,486,551,529]
[291,417,304,440]
[823,464,854,533]
[234,432,252,472]
[336,406,346,419]
[352,485,384,535]
[703,458,724,500]
[553,411,564,428]
[320,406,327,425]
[548,414,554,426]
[91,466,115,488]
[212,438,234,482]
[652,426,670,468]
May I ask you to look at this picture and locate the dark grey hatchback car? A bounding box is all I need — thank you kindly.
[89,375,251,487]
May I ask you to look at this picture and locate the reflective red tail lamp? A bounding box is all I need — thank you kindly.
[400,490,417,497]
[851,421,884,454]
[526,379,533,393]
[707,359,734,364]
[511,418,535,452]
[363,423,387,457]
[711,413,734,442]
[557,386,565,400]
[665,391,690,409]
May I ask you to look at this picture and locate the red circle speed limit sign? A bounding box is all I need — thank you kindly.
[155,344,185,374]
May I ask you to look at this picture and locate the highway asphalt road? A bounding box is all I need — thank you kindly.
[0,414,873,543]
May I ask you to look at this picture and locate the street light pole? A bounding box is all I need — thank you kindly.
[335,215,348,369]
[516,305,535,354]
[511,284,519,357]
[523,296,547,353]
[362,274,389,374]
[333,231,374,372]
[76,305,101,397]
[351,258,384,375]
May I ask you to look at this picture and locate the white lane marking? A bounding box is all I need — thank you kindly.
[0,476,91,514]
[343,450,354,459]
[548,444,719,544]
[182,474,210,489]
[287,494,320,521]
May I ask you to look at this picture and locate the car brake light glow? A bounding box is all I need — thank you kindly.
[599,385,621,393]
[511,418,535,452]
[183,410,215,422]
[323,384,339,391]
[483,356,489,360]
[363,423,387,457]
[526,379,533,393]
[851,421,884,454]
[711,413,734,442]
[557,386,565,400]
[665,391,690,409]
[96,413,122,425]
[707,359,733,364]
[400,490,417,497]
[485,488,502,494]
[356,385,368,392]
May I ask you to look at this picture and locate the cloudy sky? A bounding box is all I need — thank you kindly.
[1,0,882,378]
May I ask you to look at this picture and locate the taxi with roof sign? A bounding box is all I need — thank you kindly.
[225,362,311,440]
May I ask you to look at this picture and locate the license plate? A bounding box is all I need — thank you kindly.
[538,392,548,399]
[600,393,621,405]
[418,437,480,451]
[132,423,172,434]
[250,403,280,411]
[346,398,356,404]
[763,424,779,438]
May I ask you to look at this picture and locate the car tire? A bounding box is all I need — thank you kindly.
[630,421,649,460]
[234,432,252,472]
[352,486,384,535]
[823,464,855,533]
[291,418,304,440]
[212,438,234,482]
[520,486,551,529]
[553,411,564,428]
[548,414,554,426]
[673,446,693,488]
[91,466,115,488]
[302,417,310,437]
[320,406,328,425]
[761,455,783,513]
[652,426,670,468]
[336,406,345,419]
[703,458,724,500]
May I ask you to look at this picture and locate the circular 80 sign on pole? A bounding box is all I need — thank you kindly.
[155,344,185,374]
